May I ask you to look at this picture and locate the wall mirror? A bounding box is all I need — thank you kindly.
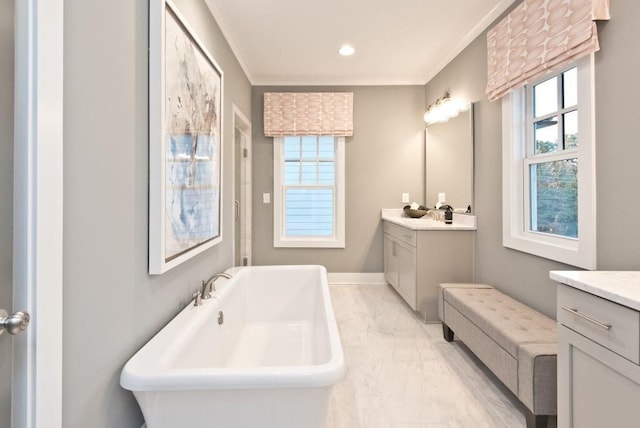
[425,103,474,211]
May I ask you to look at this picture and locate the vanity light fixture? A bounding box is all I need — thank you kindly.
[338,44,355,56]
[424,92,470,126]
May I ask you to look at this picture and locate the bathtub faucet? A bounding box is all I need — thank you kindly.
[201,272,232,299]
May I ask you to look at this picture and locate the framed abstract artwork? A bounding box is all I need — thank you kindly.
[149,0,223,274]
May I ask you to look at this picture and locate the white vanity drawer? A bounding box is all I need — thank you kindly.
[558,284,640,364]
[383,221,416,247]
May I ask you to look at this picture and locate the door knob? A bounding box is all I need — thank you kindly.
[0,309,30,335]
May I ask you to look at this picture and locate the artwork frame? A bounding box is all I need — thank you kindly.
[149,0,224,274]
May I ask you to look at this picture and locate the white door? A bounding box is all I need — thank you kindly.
[1,0,64,426]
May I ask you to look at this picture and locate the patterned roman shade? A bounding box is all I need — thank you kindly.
[264,92,354,137]
[486,0,610,101]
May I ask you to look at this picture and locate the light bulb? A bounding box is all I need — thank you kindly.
[338,45,355,56]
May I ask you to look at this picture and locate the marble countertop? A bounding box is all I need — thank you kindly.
[550,271,640,311]
[381,208,476,231]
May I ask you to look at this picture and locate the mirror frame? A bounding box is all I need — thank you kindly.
[424,103,474,212]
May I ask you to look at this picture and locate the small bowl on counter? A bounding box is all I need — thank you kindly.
[403,205,429,218]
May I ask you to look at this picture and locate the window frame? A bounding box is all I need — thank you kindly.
[273,136,345,248]
[524,67,579,239]
[502,55,596,269]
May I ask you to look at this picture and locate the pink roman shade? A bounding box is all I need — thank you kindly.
[486,0,610,101]
[263,92,354,137]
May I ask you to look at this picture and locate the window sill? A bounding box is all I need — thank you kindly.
[503,229,595,269]
[274,237,345,249]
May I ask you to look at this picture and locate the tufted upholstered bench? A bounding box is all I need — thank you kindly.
[438,283,557,428]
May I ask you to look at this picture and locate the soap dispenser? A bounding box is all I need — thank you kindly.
[444,206,453,224]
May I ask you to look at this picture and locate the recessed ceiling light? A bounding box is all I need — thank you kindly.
[339,44,355,56]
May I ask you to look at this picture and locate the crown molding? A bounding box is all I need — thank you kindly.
[204,0,256,84]
[252,77,426,87]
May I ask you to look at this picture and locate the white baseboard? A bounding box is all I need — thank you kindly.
[328,272,387,285]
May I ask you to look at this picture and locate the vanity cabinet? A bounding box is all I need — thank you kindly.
[383,222,417,309]
[383,220,473,321]
[555,276,640,428]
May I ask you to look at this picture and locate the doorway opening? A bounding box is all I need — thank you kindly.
[232,105,252,267]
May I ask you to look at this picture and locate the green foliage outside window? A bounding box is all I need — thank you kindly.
[531,135,578,238]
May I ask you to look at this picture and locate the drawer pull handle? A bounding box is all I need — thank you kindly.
[561,306,611,330]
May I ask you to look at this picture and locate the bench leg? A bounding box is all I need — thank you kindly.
[524,409,548,428]
[442,323,454,342]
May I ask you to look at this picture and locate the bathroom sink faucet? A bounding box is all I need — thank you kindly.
[201,272,232,299]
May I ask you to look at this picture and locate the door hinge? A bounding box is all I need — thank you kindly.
[243,148,248,158]
[242,257,248,266]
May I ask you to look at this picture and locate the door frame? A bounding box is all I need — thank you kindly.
[13,0,64,426]
[232,104,252,267]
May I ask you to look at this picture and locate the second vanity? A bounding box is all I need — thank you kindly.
[381,208,476,322]
[551,271,640,428]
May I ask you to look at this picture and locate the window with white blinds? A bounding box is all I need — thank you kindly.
[273,135,345,248]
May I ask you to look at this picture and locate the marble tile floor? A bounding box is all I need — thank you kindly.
[325,284,538,428]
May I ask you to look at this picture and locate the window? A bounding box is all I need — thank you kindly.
[527,67,578,239]
[502,55,596,269]
[273,135,345,248]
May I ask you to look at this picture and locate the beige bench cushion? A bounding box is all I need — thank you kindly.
[443,300,519,393]
[439,283,557,416]
[438,283,493,321]
[442,287,557,358]
[518,342,558,414]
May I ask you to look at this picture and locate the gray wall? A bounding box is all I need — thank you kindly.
[251,86,425,272]
[425,0,640,318]
[594,4,640,269]
[0,0,13,425]
[63,0,251,426]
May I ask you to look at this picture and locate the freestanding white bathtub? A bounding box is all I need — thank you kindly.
[120,265,345,428]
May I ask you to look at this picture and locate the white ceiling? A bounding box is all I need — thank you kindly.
[205,0,516,86]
